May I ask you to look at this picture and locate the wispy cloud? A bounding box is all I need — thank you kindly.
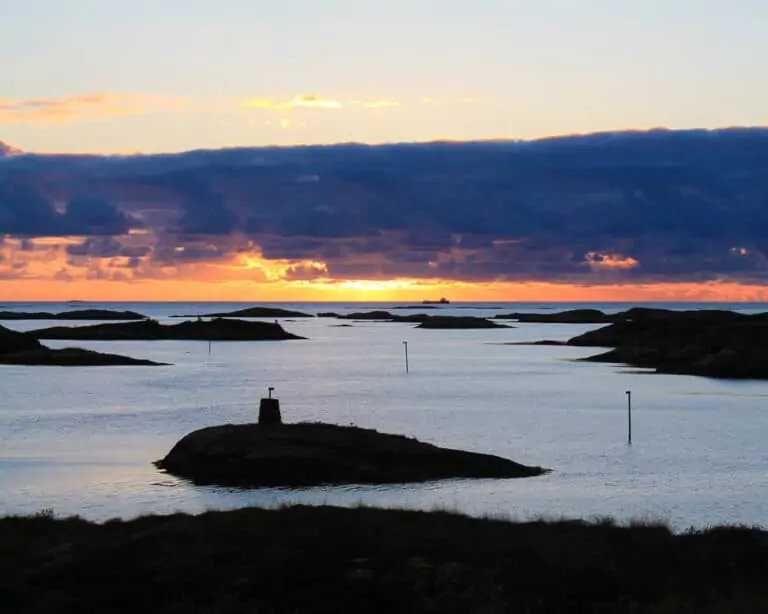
[241,95,400,112]
[0,93,191,125]
[242,95,343,111]
[349,99,401,109]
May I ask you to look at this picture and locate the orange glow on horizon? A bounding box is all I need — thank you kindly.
[4,278,768,303]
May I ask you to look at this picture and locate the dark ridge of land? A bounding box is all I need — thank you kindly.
[316,311,510,329]
[337,310,397,320]
[170,307,314,318]
[494,308,616,323]
[30,318,305,341]
[416,316,510,329]
[4,505,768,614]
[0,325,164,366]
[155,422,545,487]
[0,324,43,354]
[0,309,147,321]
[0,347,165,366]
[567,308,768,379]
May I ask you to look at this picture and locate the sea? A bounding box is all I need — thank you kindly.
[2,301,768,530]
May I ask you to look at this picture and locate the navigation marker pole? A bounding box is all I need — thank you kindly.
[626,390,632,445]
[403,341,409,374]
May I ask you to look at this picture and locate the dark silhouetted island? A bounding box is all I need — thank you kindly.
[416,316,509,329]
[0,325,165,366]
[337,310,397,320]
[318,311,510,328]
[156,422,546,487]
[567,308,768,379]
[0,347,165,366]
[30,318,305,341]
[0,309,147,321]
[4,505,768,613]
[170,307,314,318]
[494,308,616,323]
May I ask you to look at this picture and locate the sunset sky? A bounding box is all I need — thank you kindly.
[2,0,768,301]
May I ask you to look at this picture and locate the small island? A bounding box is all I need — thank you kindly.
[0,309,147,321]
[155,422,546,487]
[170,306,314,318]
[318,311,510,328]
[30,318,305,341]
[416,316,509,329]
[0,324,165,366]
[494,308,616,323]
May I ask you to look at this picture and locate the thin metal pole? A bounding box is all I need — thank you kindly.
[626,390,632,445]
[403,341,409,373]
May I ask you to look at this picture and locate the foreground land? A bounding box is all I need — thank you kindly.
[156,422,545,486]
[3,505,768,613]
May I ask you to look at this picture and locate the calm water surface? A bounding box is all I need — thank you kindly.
[2,301,768,529]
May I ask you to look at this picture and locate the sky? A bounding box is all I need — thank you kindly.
[2,1,768,301]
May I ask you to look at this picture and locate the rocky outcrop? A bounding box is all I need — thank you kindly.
[317,311,509,329]
[156,422,547,487]
[0,326,44,354]
[0,348,166,366]
[171,307,314,318]
[494,309,616,323]
[0,309,147,321]
[416,316,509,329]
[568,308,768,379]
[338,311,396,320]
[0,324,164,366]
[31,318,305,341]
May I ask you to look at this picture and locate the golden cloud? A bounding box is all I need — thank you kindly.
[242,95,343,111]
[584,251,640,271]
[0,93,191,125]
[241,95,400,112]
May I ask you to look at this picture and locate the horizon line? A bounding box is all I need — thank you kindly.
[4,125,768,157]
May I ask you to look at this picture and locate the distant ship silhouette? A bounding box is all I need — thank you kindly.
[422,298,450,304]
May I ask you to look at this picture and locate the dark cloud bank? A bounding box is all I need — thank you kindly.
[2,127,768,284]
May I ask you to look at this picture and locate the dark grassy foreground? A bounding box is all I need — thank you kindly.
[3,505,768,613]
